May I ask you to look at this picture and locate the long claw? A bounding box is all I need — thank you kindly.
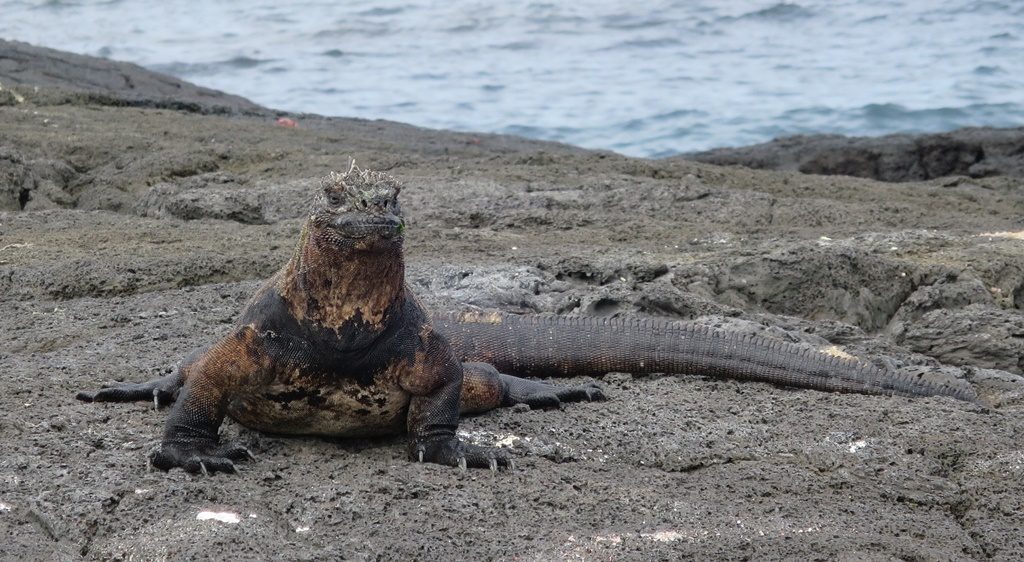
[418,450,424,463]
[199,460,209,477]
[458,457,467,472]
[508,457,516,472]
[489,458,498,472]
[244,448,256,461]
[153,390,159,410]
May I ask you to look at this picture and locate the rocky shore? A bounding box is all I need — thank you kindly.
[684,127,1024,182]
[2,40,1023,560]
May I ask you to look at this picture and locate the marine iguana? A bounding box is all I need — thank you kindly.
[76,166,976,474]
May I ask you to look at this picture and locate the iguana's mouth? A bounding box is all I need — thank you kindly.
[330,215,404,239]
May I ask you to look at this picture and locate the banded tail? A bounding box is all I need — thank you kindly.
[432,311,977,402]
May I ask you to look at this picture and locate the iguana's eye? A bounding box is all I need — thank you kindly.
[328,193,343,206]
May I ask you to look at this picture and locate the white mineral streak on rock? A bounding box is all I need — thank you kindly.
[197,511,241,524]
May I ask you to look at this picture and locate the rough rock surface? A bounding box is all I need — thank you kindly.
[2,44,1024,561]
[0,39,265,115]
[684,128,1024,181]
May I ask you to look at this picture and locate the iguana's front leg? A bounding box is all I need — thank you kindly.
[400,332,514,470]
[148,326,264,474]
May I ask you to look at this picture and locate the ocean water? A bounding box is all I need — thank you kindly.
[2,0,1023,157]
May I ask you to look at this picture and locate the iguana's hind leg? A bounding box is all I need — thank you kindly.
[76,366,189,409]
[459,362,606,415]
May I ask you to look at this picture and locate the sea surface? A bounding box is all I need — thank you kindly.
[2,0,1023,157]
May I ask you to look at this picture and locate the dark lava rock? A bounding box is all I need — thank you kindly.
[897,304,1024,374]
[682,127,1024,181]
[0,39,267,115]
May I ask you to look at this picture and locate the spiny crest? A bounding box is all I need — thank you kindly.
[320,162,402,208]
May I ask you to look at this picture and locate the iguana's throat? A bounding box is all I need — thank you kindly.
[280,224,406,331]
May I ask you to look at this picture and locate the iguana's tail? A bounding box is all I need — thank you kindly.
[432,311,977,402]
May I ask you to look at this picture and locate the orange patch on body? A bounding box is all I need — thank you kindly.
[459,365,503,414]
[184,325,271,387]
[456,310,505,325]
[820,345,857,361]
[391,349,434,396]
[178,324,275,418]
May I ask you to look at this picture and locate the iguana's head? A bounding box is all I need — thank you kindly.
[284,165,407,328]
[308,165,404,249]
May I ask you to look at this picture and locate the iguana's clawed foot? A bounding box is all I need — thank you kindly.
[553,382,606,404]
[411,438,514,472]
[76,373,180,408]
[507,378,606,410]
[149,440,254,475]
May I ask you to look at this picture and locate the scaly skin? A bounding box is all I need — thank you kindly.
[77,166,975,475]
[433,312,977,402]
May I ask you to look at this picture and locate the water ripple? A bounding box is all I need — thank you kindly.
[2,0,1022,156]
